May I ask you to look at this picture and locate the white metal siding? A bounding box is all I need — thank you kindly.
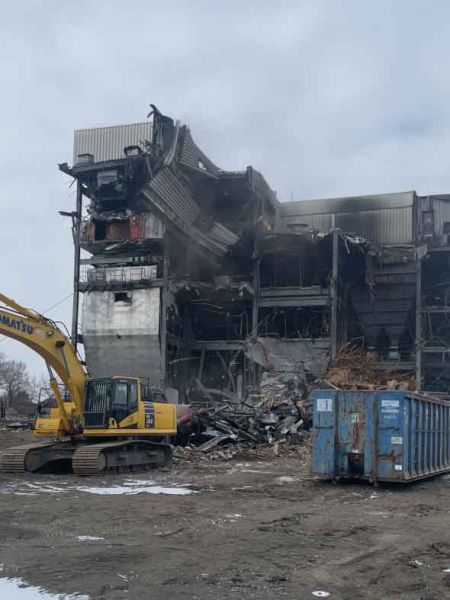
[73,121,153,164]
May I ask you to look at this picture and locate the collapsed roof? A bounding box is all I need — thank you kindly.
[60,105,279,257]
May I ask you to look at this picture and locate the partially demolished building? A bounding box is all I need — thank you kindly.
[59,106,450,402]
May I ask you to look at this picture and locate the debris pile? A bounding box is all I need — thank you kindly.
[174,372,309,458]
[173,436,312,462]
[173,342,415,459]
[320,343,416,391]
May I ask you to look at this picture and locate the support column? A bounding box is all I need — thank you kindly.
[160,239,169,386]
[252,258,260,337]
[71,181,82,347]
[249,257,260,388]
[331,221,339,360]
[415,253,422,391]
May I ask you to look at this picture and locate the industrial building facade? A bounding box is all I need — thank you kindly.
[59,107,450,402]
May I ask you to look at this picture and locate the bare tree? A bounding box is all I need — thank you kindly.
[28,373,51,404]
[0,358,30,410]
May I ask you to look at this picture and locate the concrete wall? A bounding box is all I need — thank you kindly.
[82,288,162,384]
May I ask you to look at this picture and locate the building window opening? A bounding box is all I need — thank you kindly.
[94,220,107,241]
[114,292,132,304]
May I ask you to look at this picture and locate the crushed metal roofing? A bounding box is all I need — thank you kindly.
[137,110,277,256]
[69,107,279,257]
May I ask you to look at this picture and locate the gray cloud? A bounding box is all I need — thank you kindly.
[1,0,450,373]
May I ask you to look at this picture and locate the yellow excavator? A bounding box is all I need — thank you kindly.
[0,293,176,475]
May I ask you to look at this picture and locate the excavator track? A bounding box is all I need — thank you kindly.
[72,440,172,476]
[0,442,66,474]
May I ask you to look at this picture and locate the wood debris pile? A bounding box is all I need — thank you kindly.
[173,436,312,462]
[321,343,416,391]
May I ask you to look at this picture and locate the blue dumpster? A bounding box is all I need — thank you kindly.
[311,390,450,484]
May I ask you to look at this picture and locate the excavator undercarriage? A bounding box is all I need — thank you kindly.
[0,439,172,475]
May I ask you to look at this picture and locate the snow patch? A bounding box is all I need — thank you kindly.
[1,478,195,497]
[76,482,193,496]
[0,576,89,599]
[227,468,274,475]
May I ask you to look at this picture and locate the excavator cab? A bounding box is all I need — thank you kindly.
[82,376,175,436]
[84,377,139,429]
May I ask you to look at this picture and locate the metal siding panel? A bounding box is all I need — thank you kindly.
[73,122,153,164]
[283,213,333,233]
[336,207,412,244]
[432,198,450,236]
[279,191,415,243]
[281,191,415,216]
[146,168,201,225]
[141,167,237,255]
[179,128,220,176]
[282,205,413,243]
[208,222,239,246]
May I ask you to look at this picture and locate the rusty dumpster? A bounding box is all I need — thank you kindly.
[311,390,450,484]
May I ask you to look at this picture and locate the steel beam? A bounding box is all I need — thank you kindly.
[331,224,339,359]
[71,181,82,347]
[415,254,422,391]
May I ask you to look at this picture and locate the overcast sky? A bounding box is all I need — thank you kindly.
[1,0,450,376]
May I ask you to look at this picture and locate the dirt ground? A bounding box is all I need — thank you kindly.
[0,430,449,600]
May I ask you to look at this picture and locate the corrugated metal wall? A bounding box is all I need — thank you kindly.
[335,207,412,244]
[141,167,238,255]
[279,191,416,244]
[430,196,450,237]
[73,121,153,164]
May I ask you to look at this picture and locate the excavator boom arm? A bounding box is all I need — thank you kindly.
[0,295,87,420]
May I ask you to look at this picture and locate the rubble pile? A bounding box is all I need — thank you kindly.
[174,342,416,459]
[175,372,309,457]
[173,437,312,462]
[320,343,416,391]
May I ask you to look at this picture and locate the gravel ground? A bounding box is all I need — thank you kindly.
[0,429,449,599]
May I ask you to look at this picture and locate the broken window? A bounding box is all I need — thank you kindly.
[258,307,330,338]
[97,169,120,187]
